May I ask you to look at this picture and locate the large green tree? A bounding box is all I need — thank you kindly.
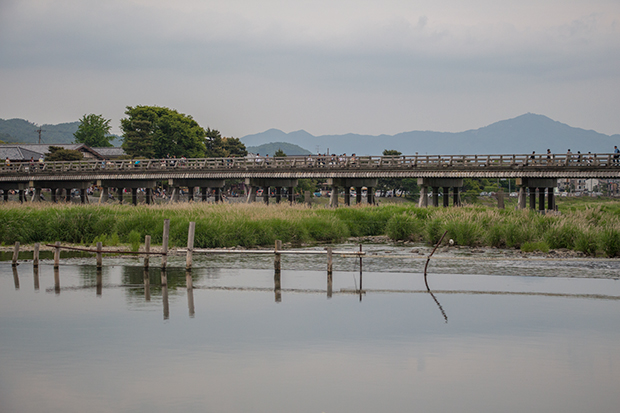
[222,137,248,157]
[74,114,113,147]
[121,106,207,158]
[45,146,83,161]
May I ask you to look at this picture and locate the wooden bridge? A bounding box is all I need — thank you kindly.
[1,153,619,209]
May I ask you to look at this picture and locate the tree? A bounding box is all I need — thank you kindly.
[121,106,207,159]
[74,114,113,147]
[382,149,402,156]
[45,146,83,161]
[221,137,247,157]
[204,128,226,157]
[274,148,286,157]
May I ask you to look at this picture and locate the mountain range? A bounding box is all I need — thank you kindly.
[0,118,122,146]
[240,114,620,156]
[3,113,618,156]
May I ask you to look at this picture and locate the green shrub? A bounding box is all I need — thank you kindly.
[600,229,620,257]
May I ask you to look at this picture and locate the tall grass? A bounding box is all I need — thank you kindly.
[2,201,620,256]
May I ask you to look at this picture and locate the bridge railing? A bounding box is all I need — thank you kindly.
[1,153,617,174]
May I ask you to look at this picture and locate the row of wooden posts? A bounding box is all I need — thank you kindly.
[10,219,364,275]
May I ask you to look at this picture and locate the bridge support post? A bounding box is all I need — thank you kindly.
[330,185,338,208]
[215,187,223,203]
[418,186,428,207]
[517,179,557,212]
[417,178,463,208]
[263,186,269,204]
[18,189,25,203]
[188,186,195,202]
[118,188,124,204]
[356,187,362,205]
[453,187,460,206]
[131,188,138,206]
[367,187,375,205]
[432,187,439,207]
[99,187,108,204]
[32,188,41,202]
[344,186,351,206]
[201,187,208,202]
[517,187,526,209]
[145,187,152,205]
[288,186,294,204]
[3,191,8,202]
[275,187,282,203]
[548,190,555,211]
[80,188,87,204]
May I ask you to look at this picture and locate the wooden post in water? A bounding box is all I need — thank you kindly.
[186,222,196,270]
[96,268,102,296]
[274,240,282,303]
[33,243,40,268]
[274,240,282,273]
[359,244,363,300]
[54,267,60,294]
[13,266,19,290]
[186,271,195,317]
[326,247,333,299]
[53,241,60,269]
[33,266,40,291]
[12,242,19,266]
[143,235,151,269]
[161,219,170,269]
[161,269,168,287]
[143,269,151,301]
[96,242,103,269]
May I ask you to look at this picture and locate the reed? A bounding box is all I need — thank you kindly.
[2,201,620,256]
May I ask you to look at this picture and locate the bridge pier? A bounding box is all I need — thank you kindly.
[517,178,557,212]
[98,180,157,205]
[245,178,298,205]
[327,178,378,207]
[30,180,92,204]
[167,179,224,204]
[417,178,463,207]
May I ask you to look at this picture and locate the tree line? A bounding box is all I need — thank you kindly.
[71,106,247,159]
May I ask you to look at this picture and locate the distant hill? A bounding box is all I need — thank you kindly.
[241,114,620,156]
[246,142,312,156]
[0,118,122,146]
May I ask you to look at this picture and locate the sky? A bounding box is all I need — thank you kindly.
[1,0,619,138]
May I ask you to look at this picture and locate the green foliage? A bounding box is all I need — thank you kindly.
[73,114,113,147]
[44,146,83,161]
[274,148,286,157]
[121,106,207,159]
[386,213,422,241]
[382,149,402,156]
[521,241,550,253]
[221,137,248,157]
[128,230,142,252]
[575,230,598,256]
[600,229,620,257]
[445,220,481,246]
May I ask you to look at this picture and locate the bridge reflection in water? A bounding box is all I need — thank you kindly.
[1,152,619,209]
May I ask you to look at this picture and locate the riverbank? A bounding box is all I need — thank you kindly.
[1,202,620,257]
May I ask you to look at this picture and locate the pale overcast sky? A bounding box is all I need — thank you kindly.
[1,0,618,137]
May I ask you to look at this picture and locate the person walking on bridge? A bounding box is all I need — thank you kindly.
[614,146,619,164]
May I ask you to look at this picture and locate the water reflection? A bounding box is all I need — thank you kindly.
[424,273,448,323]
[33,266,39,291]
[186,271,194,318]
[12,265,19,290]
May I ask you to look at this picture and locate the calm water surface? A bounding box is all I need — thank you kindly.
[1,250,619,413]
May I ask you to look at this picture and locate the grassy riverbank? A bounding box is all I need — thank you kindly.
[1,201,620,256]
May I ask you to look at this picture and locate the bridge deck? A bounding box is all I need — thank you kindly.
[1,153,619,182]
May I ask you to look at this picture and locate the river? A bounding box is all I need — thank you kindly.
[1,244,619,413]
